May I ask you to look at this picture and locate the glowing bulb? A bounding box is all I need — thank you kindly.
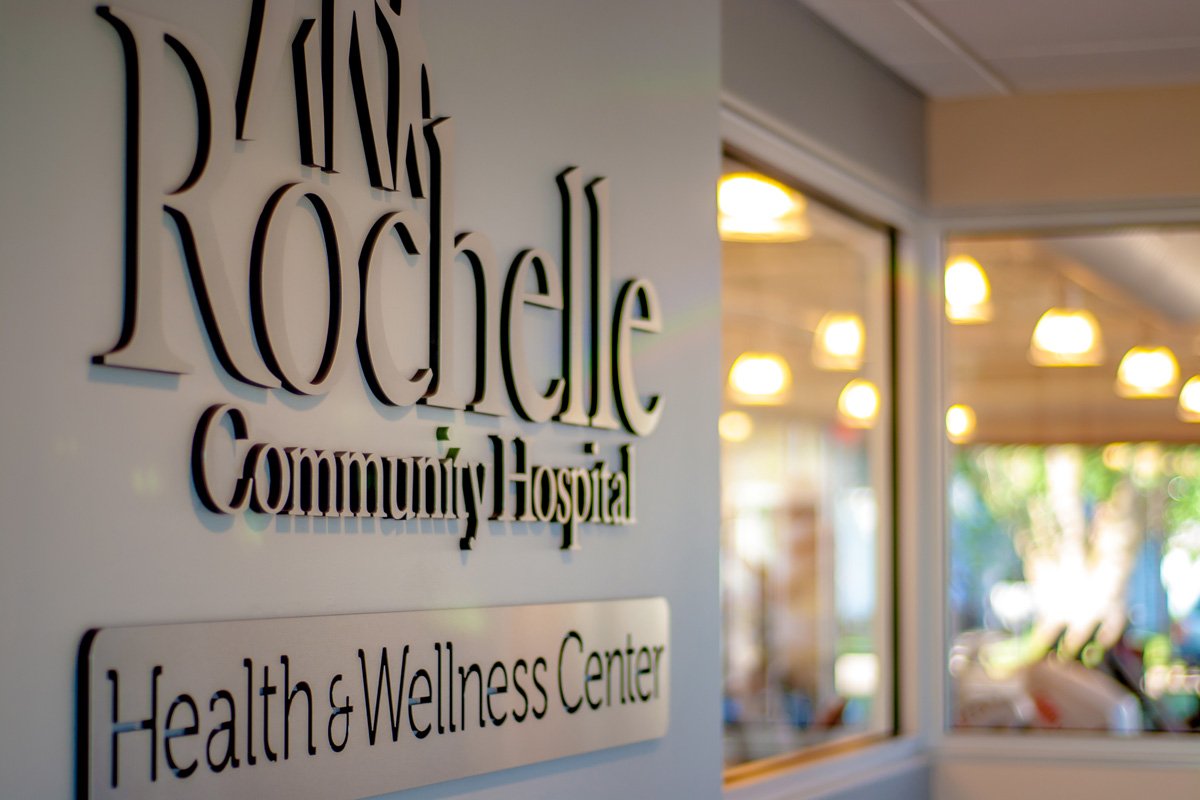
[814,312,865,371]
[729,352,791,400]
[1102,443,1131,470]
[718,175,795,218]
[945,257,988,305]
[945,256,992,324]
[834,653,879,698]
[1116,346,1179,398]
[837,379,880,428]
[717,173,809,243]
[821,316,863,357]
[719,410,754,442]
[1178,376,1200,422]
[1029,308,1103,366]
[945,404,976,444]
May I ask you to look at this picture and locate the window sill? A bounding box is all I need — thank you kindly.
[724,735,925,799]
[936,728,1200,767]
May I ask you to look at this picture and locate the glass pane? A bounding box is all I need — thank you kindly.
[720,158,894,768]
[946,227,1200,735]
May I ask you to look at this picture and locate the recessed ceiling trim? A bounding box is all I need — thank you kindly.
[894,0,1015,95]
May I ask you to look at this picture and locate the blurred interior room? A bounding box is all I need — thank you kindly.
[721,1,1200,797]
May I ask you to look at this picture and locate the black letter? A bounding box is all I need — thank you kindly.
[356,646,408,744]
[457,663,484,730]
[243,658,256,766]
[486,661,508,726]
[259,665,278,761]
[511,660,530,723]
[584,652,604,710]
[532,657,549,720]
[327,674,353,752]
[107,666,161,788]
[164,694,199,778]
[557,632,583,714]
[206,690,239,772]
[407,668,433,739]
[281,655,316,758]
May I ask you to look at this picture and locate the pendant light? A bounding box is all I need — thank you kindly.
[1029,280,1103,367]
[1115,346,1179,398]
[946,404,977,444]
[729,352,791,404]
[945,255,992,324]
[719,410,755,441]
[1029,308,1104,366]
[1178,376,1200,422]
[813,311,865,371]
[718,173,810,243]
[837,379,880,429]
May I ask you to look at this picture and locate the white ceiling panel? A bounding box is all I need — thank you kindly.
[922,0,1200,57]
[994,46,1200,93]
[885,59,1003,97]
[802,0,958,63]
[800,0,1200,98]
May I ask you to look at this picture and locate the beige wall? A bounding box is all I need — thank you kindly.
[929,85,1200,210]
[935,757,1200,800]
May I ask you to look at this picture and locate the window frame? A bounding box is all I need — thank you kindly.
[932,203,1200,768]
[721,102,937,794]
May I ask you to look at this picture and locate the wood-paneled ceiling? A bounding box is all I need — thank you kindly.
[948,229,1200,444]
[724,209,1200,442]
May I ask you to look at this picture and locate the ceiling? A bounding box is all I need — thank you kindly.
[721,188,1200,442]
[722,230,890,424]
[800,0,1200,98]
[948,228,1200,444]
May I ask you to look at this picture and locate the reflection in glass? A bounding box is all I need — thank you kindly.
[718,173,811,243]
[721,158,893,767]
[837,379,881,430]
[813,312,866,371]
[945,255,992,324]
[946,404,977,445]
[1028,308,1104,367]
[729,352,792,402]
[1115,346,1179,398]
[1178,376,1200,422]
[947,227,1200,735]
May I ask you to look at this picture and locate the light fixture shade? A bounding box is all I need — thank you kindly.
[946,404,977,444]
[718,173,809,243]
[1028,308,1104,367]
[945,256,992,324]
[729,352,791,403]
[837,379,880,428]
[719,410,754,441]
[1116,346,1179,398]
[813,311,865,371]
[1178,376,1200,422]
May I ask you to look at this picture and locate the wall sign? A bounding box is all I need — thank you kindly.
[92,1,664,550]
[77,599,670,799]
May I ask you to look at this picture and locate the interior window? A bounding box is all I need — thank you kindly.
[945,226,1200,735]
[719,156,896,770]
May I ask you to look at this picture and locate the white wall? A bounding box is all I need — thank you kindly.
[0,1,723,798]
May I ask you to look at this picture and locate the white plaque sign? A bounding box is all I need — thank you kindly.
[78,599,669,799]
